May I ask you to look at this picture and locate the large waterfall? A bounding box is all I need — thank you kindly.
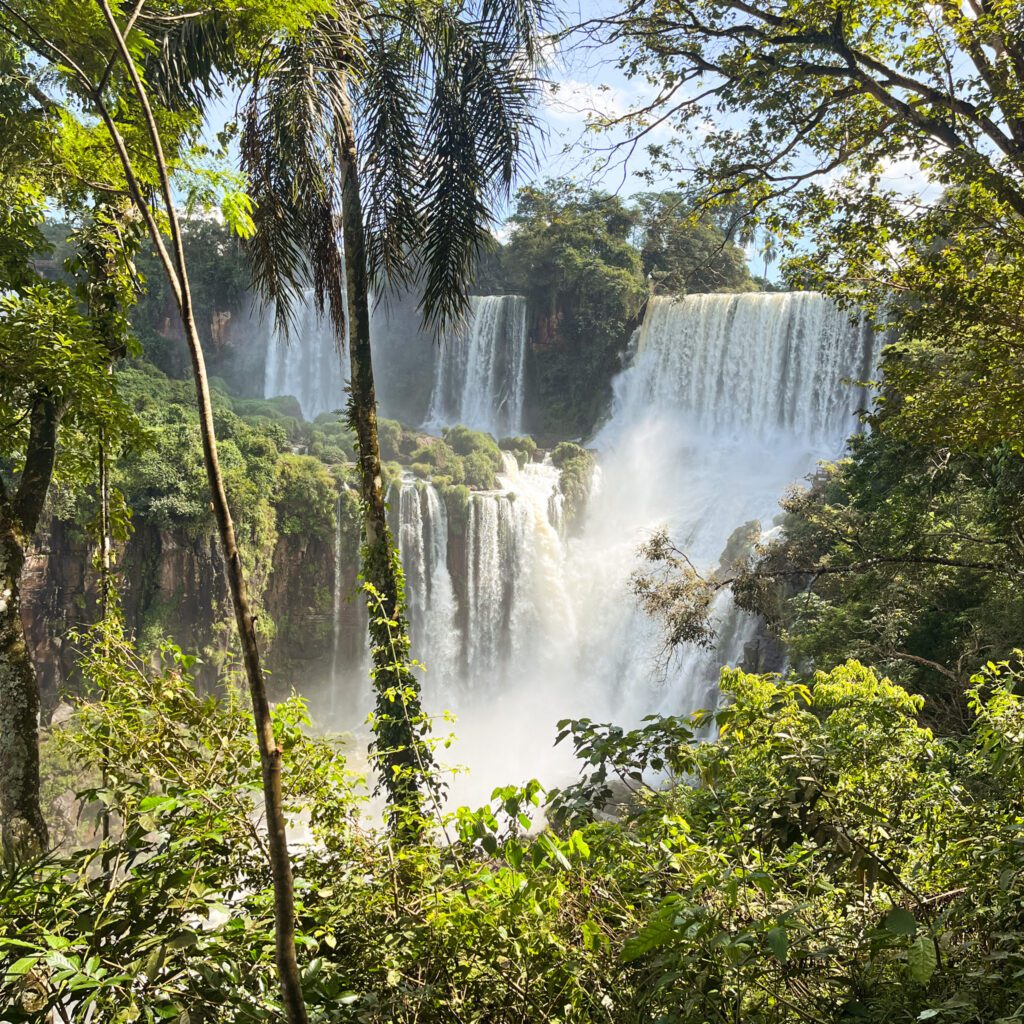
[262,295,346,420]
[426,295,528,436]
[335,291,875,799]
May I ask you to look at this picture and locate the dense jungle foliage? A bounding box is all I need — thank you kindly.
[2,0,1024,1019]
[6,646,1024,1024]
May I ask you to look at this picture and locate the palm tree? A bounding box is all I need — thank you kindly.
[241,0,545,830]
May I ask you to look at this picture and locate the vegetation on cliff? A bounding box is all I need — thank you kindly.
[484,180,756,438]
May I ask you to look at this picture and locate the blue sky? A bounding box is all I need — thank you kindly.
[198,3,935,275]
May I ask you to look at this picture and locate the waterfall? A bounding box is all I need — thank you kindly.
[394,480,461,695]
[627,292,875,443]
[564,292,876,723]
[263,292,346,421]
[327,291,877,802]
[426,295,528,437]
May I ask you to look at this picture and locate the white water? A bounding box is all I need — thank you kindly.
[262,293,346,420]
[559,292,875,732]
[426,295,528,437]
[394,480,461,696]
[392,292,876,801]
[321,291,874,802]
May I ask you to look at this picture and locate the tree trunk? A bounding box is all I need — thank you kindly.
[336,86,435,834]
[0,391,60,857]
[0,518,48,856]
[93,6,308,1020]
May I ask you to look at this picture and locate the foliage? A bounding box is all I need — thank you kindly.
[548,658,1024,1023]
[596,0,1024,455]
[115,367,279,538]
[551,442,595,531]
[634,192,754,296]
[242,0,545,340]
[11,646,1024,1023]
[0,286,133,494]
[491,181,758,437]
[274,454,338,542]
[730,433,1024,730]
[4,622,359,1022]
[501,179,647,438]
[131,218,254,376]
[441,425,503,488]
[499,434,538,468]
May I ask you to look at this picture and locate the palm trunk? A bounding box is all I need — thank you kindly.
[336,87,435,834]
[94,5,308,1020]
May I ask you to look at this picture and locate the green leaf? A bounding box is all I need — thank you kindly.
[908,937,937,984]
[765,926,788,962]
[5,955,41,978]
[884,907,918,936]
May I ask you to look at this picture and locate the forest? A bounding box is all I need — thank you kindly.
[0,0,1022,1022]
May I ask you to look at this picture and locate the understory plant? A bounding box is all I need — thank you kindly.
[4,642,1024,1023]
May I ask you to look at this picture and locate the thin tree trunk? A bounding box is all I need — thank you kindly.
[0,518,48,856]
[0,392,61,857]
[97,431,112,622]
[94,5,308,1020]
[336,85,435,833]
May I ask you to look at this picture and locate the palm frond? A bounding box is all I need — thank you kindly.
[140,10,232,112]
[413,6,542,330]
[241,26,359,342]
[358,28,426,290]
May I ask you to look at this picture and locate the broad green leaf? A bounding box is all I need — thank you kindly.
[908,937,937,984]
[884,908,917,936]
[765,926,788,963]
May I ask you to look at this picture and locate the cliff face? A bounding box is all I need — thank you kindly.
[21,515,359,712]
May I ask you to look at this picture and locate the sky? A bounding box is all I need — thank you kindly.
[200,1,938,276]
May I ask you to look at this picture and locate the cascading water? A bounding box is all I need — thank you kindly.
[561,292,875,725]
[335,291,876,801]
[394,480,461,696]
[426,295,528,436]
[262,292,346,420]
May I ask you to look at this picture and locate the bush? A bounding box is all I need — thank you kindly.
[499,434,538,468]
[18,650,1024,1024]
[408,437,465,484]
[378,418,405,461]
[273,453,338,541]
[463,450,499,489]
[442,425,502,469]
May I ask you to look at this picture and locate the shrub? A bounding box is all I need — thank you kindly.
[499,434,539,468]
[378,418,405,461]
[273,453,337,541]
[463,450,499,490]
[442,425,502,469]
